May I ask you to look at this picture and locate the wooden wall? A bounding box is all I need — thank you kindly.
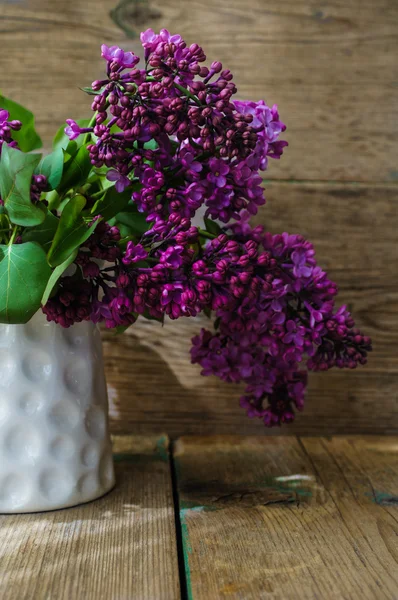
[1,0,397,434]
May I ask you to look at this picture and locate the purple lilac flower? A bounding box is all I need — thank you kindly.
[30,174,47,203]
[122,241,148,265]
[64,119,94,141]
[207,158,229,188]
[159,245,185,269]
[140,28,183,59]
[180,149,203,176]
[101,45,139,68]
[42,278,94,328]
[291,248,313,279]
[283,320,305,347]
[0,110,9,125]
[0,109,22,154]
[233,100,288,169]
[65,119,82,140]
[190,226,371,426]
[106,169,131,192]
[41,31,371,428]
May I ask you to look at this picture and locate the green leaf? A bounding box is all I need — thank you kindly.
[113,323,134,335]
[41,250,78,305]
[62,141,78,158]
[0,144,46,226]
[0,94,42,152]
[142,309,164,323]
[114,205,149,237]
[47,195,99,266]
[53,119,91,152]
[21,211,59,251]
[0,242,51,323]
[143,139,159,151]
[57,146,93,195]
[79,87,98,96]
[113,223,134,239]
[203,306,212,319]
[204,217,222,236]
[36,148,64,190]
[99,176,115,191]
[91,186,132,222]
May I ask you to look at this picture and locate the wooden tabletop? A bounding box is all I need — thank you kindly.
[1,435,397,599]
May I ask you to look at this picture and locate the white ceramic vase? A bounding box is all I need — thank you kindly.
[0,311,115,513]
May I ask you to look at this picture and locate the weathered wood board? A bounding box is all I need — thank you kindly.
[0,436,180,600]
[0,434,397,598]
[0,0,397,181]
[173,435,398,599]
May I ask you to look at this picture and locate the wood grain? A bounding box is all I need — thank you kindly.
[173,435,398,599]
[0,0,397,180]
[103,181,398,436]
[0,0,396,433]
[0,435,180,600]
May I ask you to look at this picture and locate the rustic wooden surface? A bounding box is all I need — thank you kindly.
[174,436,398,599]
[0,0,397,434]
[0,435,396,599]
[0,435,180,600]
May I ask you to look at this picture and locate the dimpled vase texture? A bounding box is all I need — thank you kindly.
[0,311,115,513]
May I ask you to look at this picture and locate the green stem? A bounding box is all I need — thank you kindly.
[173,82,202,106]
[83,113,98,145]
[90,188,107,200]
[8,226,18,246]
[198,229,216,240]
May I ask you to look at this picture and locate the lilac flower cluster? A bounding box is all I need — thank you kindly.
[66,29,286,230]
[191,226,371,426]
[30,174,47,203]
[0,110,46,207]
[42,30,371,426]
[0,110,21,154]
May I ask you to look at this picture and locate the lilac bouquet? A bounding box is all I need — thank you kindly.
[0,29,371,426]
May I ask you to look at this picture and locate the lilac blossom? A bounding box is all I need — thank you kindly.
[65,119,94,141]
[207,158,229,188]
[39,29,371,428]
[65,119,82,141]
[0,110,9,125]
[106,169,131,193]
[101,44,139,68]
[0,110,21,154]
[122,241,148,265]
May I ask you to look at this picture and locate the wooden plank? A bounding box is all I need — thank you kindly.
[0,435,180,600]
[0,0,397,180]
[0,2,395,432]
[103,318,398,437]
[258,181,398,290]
[173,435,398,599]
[103,181,398,436]
[0,0,133,150]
